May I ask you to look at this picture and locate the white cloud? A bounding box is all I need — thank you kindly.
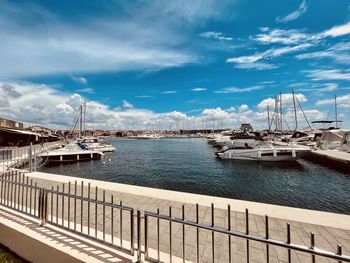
[191,88,207,91]
[276,0,308,23]
[316,94,350,108]
[233,62,279,70]
[215,86,263,93]
[226,44,312,66]
[321,21,350,38]
[305,69,350,81]
[135,95,153,98]
[161,90,177,94]
[122,100,134,108]
[239,104,249,112]
[253,28,311,45]
[257,93,307,110]
[0,81,347,130]
[253,21,350,48]
[297,83,338,93]
[199,31,233,41]
[71,76,88,84]
[77,87,94,94]
[296,42,350,65]
[0,1,200,78]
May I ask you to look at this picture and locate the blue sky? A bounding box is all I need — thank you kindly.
[0,0,350,130]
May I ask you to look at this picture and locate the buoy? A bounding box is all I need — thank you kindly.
[108,159,111,162]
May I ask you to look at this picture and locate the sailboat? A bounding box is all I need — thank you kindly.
[39,102,105,163]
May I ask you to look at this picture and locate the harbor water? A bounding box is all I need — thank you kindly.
[39,138,350,214]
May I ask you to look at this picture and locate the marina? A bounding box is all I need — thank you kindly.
[1,1,350,262]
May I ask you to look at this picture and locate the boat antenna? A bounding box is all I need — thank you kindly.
[335,94,338,128]
[292,89,298,130]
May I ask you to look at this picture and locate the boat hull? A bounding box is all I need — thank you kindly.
[40,152,102,163]
[217,148,307,161]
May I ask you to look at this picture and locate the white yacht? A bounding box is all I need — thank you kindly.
[38,142,103,163]
[79,137,115,152]
[130,133,163,139]
[216,140,309,161]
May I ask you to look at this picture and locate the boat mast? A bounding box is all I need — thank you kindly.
[274,96,278,131]
[292,89,298,130]
[267,106,271,131]
[79,105,83,139]
[335,94,338,128]
[280,92,283,131]
[83,100,86,136]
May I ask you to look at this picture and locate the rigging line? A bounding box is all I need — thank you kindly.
[324,101,334,129]
[283,114,291,131]
[295,95,312,130]
[69,104,83,135]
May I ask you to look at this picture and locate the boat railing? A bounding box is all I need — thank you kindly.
[1,170,350,262]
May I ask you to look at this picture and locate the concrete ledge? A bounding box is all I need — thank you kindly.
[29,171,350,230]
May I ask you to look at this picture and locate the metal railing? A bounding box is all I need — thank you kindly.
[143,204,350,263]
[0,171,135,256]
[1,171,350,262]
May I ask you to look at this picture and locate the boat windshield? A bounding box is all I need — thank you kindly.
[77,142,88,150]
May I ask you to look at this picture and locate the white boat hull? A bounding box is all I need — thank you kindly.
[87,146,115,152]
[217,148,308,161]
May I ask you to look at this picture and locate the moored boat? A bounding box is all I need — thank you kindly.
[38,142,103,163]
[79,137,115,152]
[216,140,309,161]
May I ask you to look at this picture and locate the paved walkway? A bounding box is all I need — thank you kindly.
[17,172,350,262]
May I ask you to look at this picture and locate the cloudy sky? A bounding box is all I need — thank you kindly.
[0,0,350,130]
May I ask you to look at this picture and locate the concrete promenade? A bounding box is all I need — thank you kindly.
[17,171,349,263]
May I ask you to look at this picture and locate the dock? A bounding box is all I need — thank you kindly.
[306,149,350,169]
[1,171,349,263]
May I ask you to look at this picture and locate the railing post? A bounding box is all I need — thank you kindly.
[33,146,37,172]
[39,188,48,226]
[38,189,43,223]
[29,143,33,172]
[137,209,141,262]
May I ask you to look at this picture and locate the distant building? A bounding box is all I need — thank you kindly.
[28,125,55,135]
[0,117,23,129]
[0,118,60,147]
